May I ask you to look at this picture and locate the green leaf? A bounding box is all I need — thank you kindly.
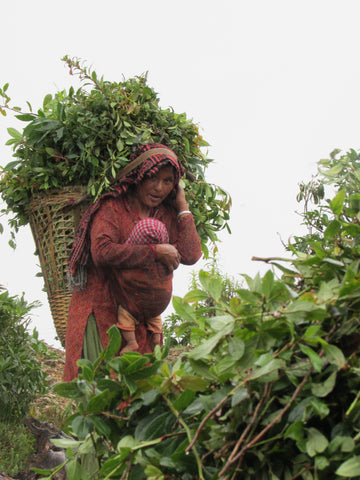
[7,127,22,140]
[261,270,274,298]
[173,389,196,411]
[285,300,319,314]
[251,358,285,380]
[50,438,81,449]
[183,288,209,303]
[30,467,53,475]
[314,455,330,471]
[43,93,53,107]
[321,342,346,369]
[330,189,346,215]
[172,296,197,322]
[66,458,88,480]
[187,324,233,360]
[135,412,172,441]
[100,452,129,477]
[178,375,208,392]
[237,288,260,304]
[305,427,328,457]
[228,336,245,361]
[299,344,323,372]
[324,219,341,239]
[322,257,344,267]
[310,397,330,419]
[98,325,121,361]
[86,389,110,414]
[144,465,164,478]
[72,416,93,439]
[14,114,36,121]
[231,387,249,407]
[336,456,360,477]
[311,371,336,397]
[117,435,137,449]
[285,420,304,442]
[53,382,84,399]
[116,138,124,151]
[199,270,223,301]
[77,359,94,382]
[207,314,234,331]
[88,415,112,438]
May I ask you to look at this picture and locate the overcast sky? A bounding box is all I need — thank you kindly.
[1,0,360,348]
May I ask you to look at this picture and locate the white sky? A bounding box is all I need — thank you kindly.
[1,0,360,348]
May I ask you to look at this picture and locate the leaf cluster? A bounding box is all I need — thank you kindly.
[0,287,49,421]
[0,56,231,253]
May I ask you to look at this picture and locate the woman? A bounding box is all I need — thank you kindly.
[63,143,202,381]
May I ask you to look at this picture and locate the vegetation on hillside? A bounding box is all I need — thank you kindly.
[0,287,51,476]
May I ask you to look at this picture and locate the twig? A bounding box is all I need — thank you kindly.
[227,383,270,464]
[120,453,134,480]
[186,376,252,452]
[252,256,293,263]
[163,395,205,480]
[219,367,313,477]
[289,465,312,480]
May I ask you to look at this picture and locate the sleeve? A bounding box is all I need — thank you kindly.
[175,214,202,265]
[90,200,157,269]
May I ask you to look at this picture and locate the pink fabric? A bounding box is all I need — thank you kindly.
[126,218,169,245]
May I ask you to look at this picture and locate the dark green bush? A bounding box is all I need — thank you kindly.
[0,421,35,476]
[0,288,49,420]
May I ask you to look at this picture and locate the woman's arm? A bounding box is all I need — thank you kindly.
[174,186,202,265]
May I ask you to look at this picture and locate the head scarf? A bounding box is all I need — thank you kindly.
[67,143,183,290]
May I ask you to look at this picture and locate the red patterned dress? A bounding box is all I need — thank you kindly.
[63,195,201,381]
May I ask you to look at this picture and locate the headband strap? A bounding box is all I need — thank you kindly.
[113,148,178,184]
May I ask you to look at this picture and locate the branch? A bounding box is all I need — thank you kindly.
[219,367,313,477]
[252,256,293,263]
[226,383,270,464]
[163,395,205,480]
[186,375,252,452]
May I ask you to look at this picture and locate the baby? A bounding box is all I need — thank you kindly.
[116,218,174,353]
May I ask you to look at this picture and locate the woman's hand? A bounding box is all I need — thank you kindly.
[175,185,189,213]
[154,244,181,272]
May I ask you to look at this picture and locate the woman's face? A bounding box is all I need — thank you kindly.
[135,166,176,209]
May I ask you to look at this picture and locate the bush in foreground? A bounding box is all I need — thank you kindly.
[46,149,360,479]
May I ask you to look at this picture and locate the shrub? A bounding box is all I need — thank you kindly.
[47,148,360,479]
[0,421,35,476]
[0,287,49,420]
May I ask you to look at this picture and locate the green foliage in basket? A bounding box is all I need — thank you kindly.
[0,56,231,255]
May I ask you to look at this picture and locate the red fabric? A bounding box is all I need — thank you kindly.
[67,143,183,284]
[63,196,201,381]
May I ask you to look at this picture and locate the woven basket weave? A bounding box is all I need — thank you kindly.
[27,187,88,347]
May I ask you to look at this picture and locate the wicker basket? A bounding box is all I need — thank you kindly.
[27,187,88,347]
